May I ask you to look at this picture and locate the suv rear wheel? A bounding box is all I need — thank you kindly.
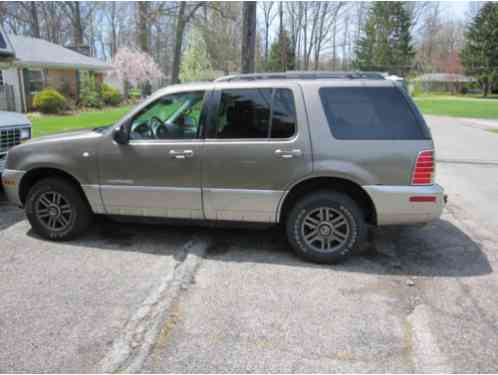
[286,191,367,264]
[25,178,93,241]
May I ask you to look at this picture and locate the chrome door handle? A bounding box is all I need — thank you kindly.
[274,149,302,159]
[169,149,194,159]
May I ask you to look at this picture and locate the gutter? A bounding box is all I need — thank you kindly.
[12,61,112,72]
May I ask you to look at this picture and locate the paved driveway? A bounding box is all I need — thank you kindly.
[1,114,498,372]
[0,201,193,372]
[427,115,498,232]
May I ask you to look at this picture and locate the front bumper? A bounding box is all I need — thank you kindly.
[1,169,25,207]
[0,154,7,173]
[364,184,446,225]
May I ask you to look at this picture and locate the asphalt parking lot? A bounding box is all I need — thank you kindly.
[2,115,498,372]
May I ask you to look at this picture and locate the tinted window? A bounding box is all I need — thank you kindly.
[0,33,6,49]
[319,87,425,140]
[215,88,296,139]
[216,89,272,138]
[271,89,296,138]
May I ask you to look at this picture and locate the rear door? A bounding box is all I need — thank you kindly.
[201,83,312,223]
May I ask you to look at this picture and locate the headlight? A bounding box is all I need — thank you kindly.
[20,128,31,141]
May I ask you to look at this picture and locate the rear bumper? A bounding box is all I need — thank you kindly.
[1,169,25,207]
[364,184,446,225]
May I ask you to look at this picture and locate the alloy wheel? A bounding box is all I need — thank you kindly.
[35,191,73,232]
[301,207,350,253]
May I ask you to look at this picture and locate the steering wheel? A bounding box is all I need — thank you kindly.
[150,116,169,139]
[130,122,153,139]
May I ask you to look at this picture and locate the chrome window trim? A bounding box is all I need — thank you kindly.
[204,137,298,144]
[128,140,204,146]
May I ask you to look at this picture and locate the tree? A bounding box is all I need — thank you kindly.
[62,2,85,46]
[39,2,67,44]
[266,30,295,72]
[416,3,441,71]
[197,3,241,75]
[171,2,205,84]
[354,2,415,75]
[259,2,277,65]
[278,2,285,69]
[136,2,149,53]
[180,29,215,82]
[460,2,498,96]
[109,47,163,97]
[28,2,40,38]
[241,2,257,73]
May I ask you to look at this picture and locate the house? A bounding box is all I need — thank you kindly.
[0,27,111,113]
[412,73,477,94]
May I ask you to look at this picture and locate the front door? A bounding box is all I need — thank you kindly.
[98,90,207,219]
[202,84,312,222]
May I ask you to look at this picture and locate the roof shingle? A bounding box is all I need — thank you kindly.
[8,34,110,71]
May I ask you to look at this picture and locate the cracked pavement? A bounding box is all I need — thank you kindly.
[1,115,498,372]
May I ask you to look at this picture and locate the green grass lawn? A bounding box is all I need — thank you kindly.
[414,95,498,120]
[28,106,132,138]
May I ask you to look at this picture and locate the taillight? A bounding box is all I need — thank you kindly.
[411,150,434,185]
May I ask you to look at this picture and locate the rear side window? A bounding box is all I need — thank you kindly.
[216,88,272,139]
[214,88,296,139]
[319,87,425,140]
[271,89,296,138]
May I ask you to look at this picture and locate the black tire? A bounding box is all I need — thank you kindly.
[286,191,367,264]
[25,177,93,241]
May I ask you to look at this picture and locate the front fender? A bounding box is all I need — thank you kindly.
[6,132,101,185]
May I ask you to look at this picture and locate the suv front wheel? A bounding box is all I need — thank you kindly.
[25,178,93,241]
[286,191,367,264]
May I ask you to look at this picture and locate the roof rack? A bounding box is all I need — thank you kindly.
[215,71,386,82]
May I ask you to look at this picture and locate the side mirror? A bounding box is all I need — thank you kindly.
[112,125,129,145]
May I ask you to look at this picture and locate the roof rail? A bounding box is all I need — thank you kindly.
[215,71,386,82]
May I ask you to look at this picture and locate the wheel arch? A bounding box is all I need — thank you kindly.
[19,167,88,206]
[277,176,377,225]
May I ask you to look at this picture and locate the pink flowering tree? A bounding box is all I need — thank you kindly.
[108,47,163,98]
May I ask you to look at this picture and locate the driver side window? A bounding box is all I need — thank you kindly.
[129,91,205,140]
